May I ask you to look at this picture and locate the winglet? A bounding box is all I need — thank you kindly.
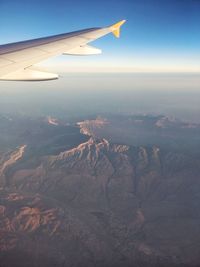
[110,20,126,38]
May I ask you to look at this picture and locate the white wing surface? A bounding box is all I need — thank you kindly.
[0,20,126,81]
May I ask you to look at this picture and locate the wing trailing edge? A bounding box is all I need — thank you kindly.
[1,68,58,81]
[63,45,102,56]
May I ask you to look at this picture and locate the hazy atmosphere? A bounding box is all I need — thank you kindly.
[0,73,200,122]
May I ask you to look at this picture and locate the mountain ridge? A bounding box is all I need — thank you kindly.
[0,116,200,266]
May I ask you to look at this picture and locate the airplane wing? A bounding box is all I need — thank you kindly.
[0,20,126,81]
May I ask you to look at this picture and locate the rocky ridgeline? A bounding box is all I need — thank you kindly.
[0,136,200,266]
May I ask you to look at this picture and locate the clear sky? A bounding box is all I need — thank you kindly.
[0,0,199,73]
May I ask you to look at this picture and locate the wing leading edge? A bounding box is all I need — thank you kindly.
[0,20,126,81]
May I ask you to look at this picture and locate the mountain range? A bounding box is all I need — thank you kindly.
[0,114,200,267]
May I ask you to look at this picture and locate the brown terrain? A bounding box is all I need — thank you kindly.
[0,115,200,267]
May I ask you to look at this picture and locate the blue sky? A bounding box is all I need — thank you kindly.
[0,0,199,72]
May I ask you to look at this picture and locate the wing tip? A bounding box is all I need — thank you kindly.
[110,20,126,38]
